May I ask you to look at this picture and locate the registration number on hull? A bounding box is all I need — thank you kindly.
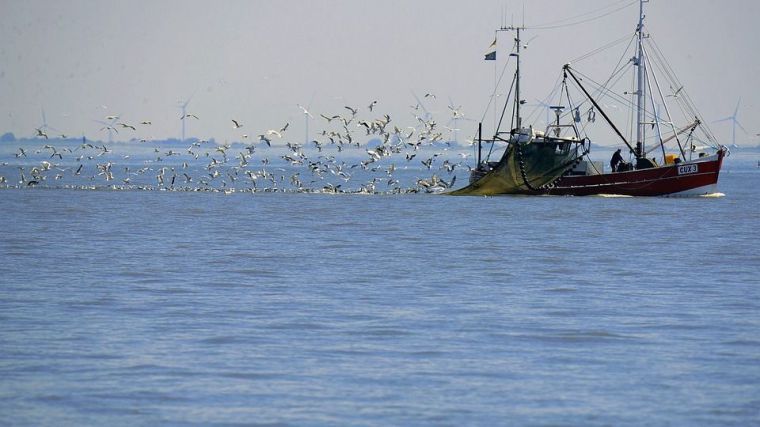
[678,164,698,175]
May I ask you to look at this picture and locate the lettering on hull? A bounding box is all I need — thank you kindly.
[678,164,698,175]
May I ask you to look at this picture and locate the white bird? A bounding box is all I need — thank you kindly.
[297,104,314,118]
[232,119,243,128]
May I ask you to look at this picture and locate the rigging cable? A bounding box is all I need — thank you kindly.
[569,33,635,64]
[478,38,517,125]
[526,36,631,133]
[536,34,634,144]
[485,68,517,162]
[472,35,518,158]
[647,37,719,147]
[522,73,563,127]
[527,0,638,30]
[570,38,637,132]
[641,43,687,158]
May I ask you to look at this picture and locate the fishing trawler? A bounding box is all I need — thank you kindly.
[451,0,726,197]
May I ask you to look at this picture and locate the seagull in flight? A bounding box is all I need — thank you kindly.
[297,104,314,118]
[181,113,199,120]
[320,114,340,123]
[258,134,271,147]
[667,86,684,98]
[368,100,378,112]
[232,119,243,128]
[35,128,48,139]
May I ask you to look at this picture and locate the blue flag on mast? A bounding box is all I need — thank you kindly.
[484,38,496,60]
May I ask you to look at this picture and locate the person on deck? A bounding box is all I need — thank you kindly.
[610,148,624,172]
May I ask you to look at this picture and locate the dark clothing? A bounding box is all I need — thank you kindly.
[610,150,624,171]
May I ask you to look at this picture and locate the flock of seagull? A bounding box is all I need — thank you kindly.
[3,99,475,194]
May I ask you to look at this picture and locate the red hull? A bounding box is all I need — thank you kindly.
[545,149,726,196]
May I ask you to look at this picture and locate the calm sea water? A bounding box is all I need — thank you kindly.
[2,156,759,426]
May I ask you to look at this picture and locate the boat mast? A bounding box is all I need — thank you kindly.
[491,23,523,137]
[510,26,523,129]
[635,0,648,158]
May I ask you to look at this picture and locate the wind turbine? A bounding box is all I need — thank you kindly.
[94,116,118,144]
[713,98,747,147]
[411,90,434,122]
[177,91,196,143]
[36,107,60,137]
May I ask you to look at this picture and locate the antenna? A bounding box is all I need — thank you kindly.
[549,105,565,137]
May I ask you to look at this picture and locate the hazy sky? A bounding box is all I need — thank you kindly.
[1,0,758,145]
